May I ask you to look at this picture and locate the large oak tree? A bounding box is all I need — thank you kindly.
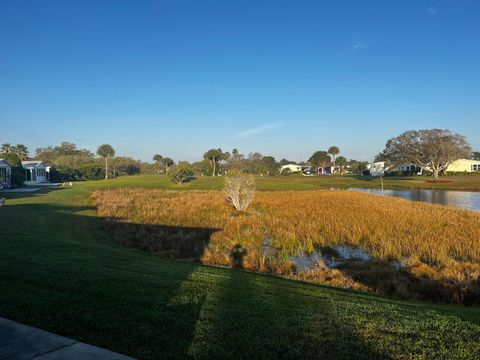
[380,129,471,180]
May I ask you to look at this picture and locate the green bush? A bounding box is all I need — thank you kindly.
[76,163,104,180]
[51,163,104,182]
[168,166,194,184]
[280,168,292,176]
[10,169,25,187]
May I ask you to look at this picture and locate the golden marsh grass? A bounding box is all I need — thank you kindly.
[93,189,480,304]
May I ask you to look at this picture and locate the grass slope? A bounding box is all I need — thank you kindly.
[0,179,480,359]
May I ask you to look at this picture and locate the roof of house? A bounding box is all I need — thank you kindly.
[451,158,480,164]
[21,160,46,168]
[0,158,13,167]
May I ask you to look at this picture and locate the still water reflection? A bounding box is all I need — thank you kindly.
[349,188,480,211]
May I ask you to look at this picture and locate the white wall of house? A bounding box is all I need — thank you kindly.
[317,165,334,175]
[22,161,48,184]
[446,159,480,173]
[280,164,302,173]
[397,164,424,174]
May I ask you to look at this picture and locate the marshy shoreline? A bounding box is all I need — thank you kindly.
[93,188,480,305]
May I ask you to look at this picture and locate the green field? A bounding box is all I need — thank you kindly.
[1,175,480,359]
[78,173,480,191]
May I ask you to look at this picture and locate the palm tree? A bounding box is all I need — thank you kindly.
[162,157,174,172]
[204,149,223,176]
[328,146,340,163]
[13,144,29,160]
[96,144,115,179]
[328,146,340,173]
[1,143,13,154]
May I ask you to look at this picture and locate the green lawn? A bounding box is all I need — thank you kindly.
[1,177,480,359]
[77,173,480,192]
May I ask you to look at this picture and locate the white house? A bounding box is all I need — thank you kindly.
[280,164,307,173]
[397,164,424,175]
[22,161,49,184]
[0,158,12,187]
[446,159,480,173]
[317,163,335,175]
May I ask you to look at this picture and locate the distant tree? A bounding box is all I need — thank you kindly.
[162,157,174,172]
[1,143,29,160]
[204,148,225,176]
[192,159,211,175]
[347,159,367,174]
[153,154,163,173]
[232,148,240,158]
[328,146,340,164]
[111,157,141,176]
[374,152,386,162]
[279,158,295,166]
[473,151,480,160]
[248,152,263,161]
[96,144,115,179]
[35,142,93,165]
[260,156,279,175]
[177,160,192,167]
[380,129,471,181]
[12,144,29,160]
[1,143,13,154]
[335,156,348,175]
[308,151,331,170]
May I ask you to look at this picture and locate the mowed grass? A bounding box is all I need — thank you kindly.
[0,178,480,359]
[93,189,480,304]
[77,173,480,192]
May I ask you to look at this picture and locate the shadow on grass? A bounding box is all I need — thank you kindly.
[0,186,66,199]
[336,258,480,306]
[102,218,220,260]
[186,268,387,359]
[2,200,480,359]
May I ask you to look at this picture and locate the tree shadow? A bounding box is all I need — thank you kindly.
[0,202,219,359]
[184,266,387,359]
[0,186,65,200]
[101,217,220,260]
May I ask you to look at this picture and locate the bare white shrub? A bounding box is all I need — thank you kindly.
[224,171,255,212]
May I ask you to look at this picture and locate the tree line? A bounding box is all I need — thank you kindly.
[1,128,479,185]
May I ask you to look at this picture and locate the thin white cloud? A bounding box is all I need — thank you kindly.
[351,40,367,51]
[232,122,285,140]
[427,0,465,15]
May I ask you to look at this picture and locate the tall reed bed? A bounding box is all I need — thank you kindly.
[93,189,480,304]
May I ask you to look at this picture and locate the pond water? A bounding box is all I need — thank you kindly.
[348,188,480,211]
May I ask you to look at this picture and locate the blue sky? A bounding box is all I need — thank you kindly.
[1,0,479,162]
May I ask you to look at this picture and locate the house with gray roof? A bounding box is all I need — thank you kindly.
[22,161,50,184]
